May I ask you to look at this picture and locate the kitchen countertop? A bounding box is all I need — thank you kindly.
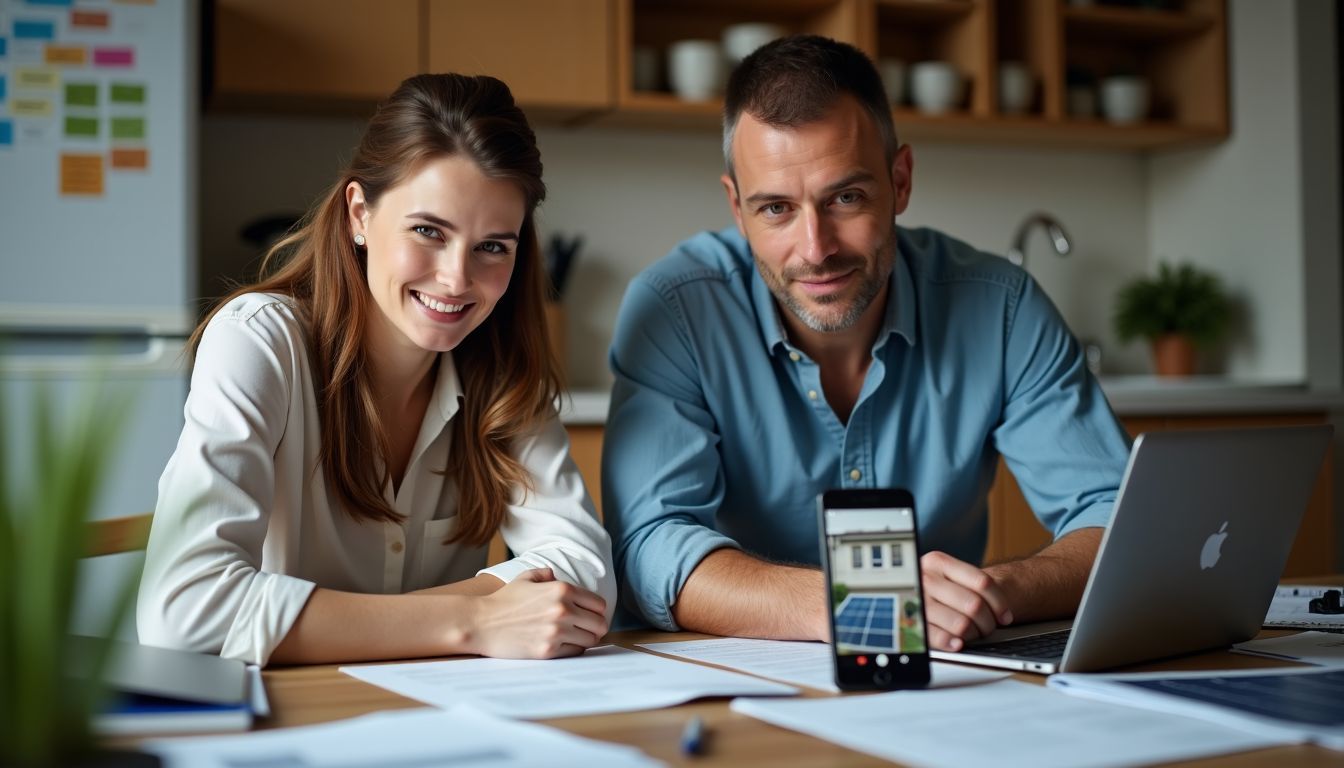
[559,378,1344,425]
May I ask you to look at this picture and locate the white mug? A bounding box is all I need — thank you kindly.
[997,61,1033,115]
[879,58,907,107]
[911,61,962,115]
[668,40,724,101]
[721,22,785,64]
[1100,76,1149,124]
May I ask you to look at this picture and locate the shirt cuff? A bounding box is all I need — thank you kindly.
[476,557,538,585]
[219,572,316,667]
[642,532,742,632]
[1054,502,1113,541]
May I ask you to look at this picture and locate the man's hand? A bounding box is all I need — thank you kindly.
[920,551,1013,651]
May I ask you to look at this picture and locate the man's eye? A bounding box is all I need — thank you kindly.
[762,202,789,217]
[836,191,861,205]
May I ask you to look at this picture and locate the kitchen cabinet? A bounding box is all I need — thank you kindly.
[209,0,612,119]
[984,412,1336,578]
[209,0,1228,151]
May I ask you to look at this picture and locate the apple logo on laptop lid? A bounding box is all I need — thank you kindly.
[1200,521,1229,570]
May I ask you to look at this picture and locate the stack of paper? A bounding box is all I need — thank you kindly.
[732,679,1291,768]
[146,706,663,768]
[1264,584,1344,631]
[341,645,796,719]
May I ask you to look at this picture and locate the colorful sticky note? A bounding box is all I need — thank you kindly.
[0,76,6,103]
[0,121,13,147]
[12,97,53,117]
[110,147,147,169]
[0,38,8,58]
[64,115,98,138]
[92,47,134,67]
[65,82,96,106]
[16,67,59,89]
[110,82,146,104]
[110,116,144,140]
[70,10,110,29]
[45,45,87,66]
[61,153,104,195]
[14,20,57,40]
[27,0,76,7]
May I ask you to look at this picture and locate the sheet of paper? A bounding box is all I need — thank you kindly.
[341,645,796,719]
[1234,631,1344,667]
[146,706,662,768]
[638,637,1008,692]
[1265,585,1344,630]
[732,679,1290,768]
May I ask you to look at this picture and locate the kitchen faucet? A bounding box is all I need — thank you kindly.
[1006,212,1072,267]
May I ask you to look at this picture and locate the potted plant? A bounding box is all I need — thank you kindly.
[0,380,152,767]
[1113,262,1231,377]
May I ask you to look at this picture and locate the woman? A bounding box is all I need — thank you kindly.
[138,74,614,667]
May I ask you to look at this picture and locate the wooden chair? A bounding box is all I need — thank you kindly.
[86,513,153,557]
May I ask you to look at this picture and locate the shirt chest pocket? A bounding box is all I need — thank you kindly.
[417,514,485,589]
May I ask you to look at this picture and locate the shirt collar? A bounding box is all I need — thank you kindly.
[427,351,463,426]
[750,236,918,357]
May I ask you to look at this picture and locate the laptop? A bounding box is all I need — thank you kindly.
[932,424,1332,675]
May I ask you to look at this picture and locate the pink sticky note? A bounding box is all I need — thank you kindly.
[93,47,134,67]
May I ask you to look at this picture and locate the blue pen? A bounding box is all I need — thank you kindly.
[680,714,706,756]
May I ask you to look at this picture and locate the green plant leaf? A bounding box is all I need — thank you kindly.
[1113,261,1231,347]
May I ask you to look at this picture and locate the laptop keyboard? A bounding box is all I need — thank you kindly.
[972,629,1071,660]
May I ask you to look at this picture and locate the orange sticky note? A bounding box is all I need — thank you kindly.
[71,10,111,29]
[61,153,104,196]
[110,147,149,170]
[46,45,88,67]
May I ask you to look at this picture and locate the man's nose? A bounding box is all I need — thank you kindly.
[799,207,838,265]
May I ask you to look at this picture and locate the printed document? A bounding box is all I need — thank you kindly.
[732,679,1290,768]
[638,637,1008,692]
[1234,631,1344,667]
[146,706,662,768]
[1264,584,1344,631]
[341,645,796,719]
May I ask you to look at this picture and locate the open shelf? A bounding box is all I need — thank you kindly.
[1063,4,1216,43]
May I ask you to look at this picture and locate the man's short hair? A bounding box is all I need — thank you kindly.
[722,35,899,182]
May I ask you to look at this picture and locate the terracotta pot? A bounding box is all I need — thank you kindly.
[1152,333,1196,377]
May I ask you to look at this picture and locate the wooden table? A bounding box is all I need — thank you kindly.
[259,626,1344,767]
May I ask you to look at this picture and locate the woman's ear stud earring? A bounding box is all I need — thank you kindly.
[354,233,366,247]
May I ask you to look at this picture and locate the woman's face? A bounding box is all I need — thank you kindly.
[348,155,526,358]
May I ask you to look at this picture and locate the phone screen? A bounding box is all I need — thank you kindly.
[819,490,930,689]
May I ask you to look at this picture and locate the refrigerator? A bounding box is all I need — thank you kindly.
[0,0,197,638]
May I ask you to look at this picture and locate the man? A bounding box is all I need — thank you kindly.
[602,36,1130,651]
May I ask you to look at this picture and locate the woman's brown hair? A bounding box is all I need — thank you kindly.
[190,74,557,547]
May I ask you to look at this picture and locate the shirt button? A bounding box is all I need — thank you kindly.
[390,540,404,554]
[789,352,801,362]
[849,468,862,481]
[808,390,819,400]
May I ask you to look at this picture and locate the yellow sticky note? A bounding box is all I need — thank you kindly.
[61,154,104,196]
[15,67,60,90]
[12,98,54,117]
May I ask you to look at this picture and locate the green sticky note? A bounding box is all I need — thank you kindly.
[64,116,98,138]
[110,116,145,140]
[109,82,145,104]
[65,82,97,107]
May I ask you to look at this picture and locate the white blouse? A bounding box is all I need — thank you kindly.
[137,293,615,665]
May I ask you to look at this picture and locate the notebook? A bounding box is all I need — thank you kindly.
[933,424,1332,674]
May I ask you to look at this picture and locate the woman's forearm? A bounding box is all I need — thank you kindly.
[268,588,480,665]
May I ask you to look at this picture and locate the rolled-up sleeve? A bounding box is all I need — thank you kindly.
[478,415,617,623]
[137,305,316,666]
[602,278,741,631]
[994,275,1131,540]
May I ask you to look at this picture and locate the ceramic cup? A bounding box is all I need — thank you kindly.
[997,61,1033,115]
[721,22,785,64]
[911,61,962,115]
[879,58,907,106]
[668,40,724,101]
[1100,76,1149,124]
[632,45,662,92]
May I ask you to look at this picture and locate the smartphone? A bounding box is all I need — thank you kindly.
[818,489,931,690]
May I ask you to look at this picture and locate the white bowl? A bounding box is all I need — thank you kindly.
[997,61,1033,114]
[721,23,785,64]
[668,40,724,101]
[1100,76,1149,124]
[911,61,962,115]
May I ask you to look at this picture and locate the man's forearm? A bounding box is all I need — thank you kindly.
[985,527,1103,624]
[672,548,828,640]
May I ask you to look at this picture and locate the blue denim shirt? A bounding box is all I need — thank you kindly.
[602,226,1130,631]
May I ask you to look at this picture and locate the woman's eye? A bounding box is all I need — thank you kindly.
[478,241,510,256]
[412,225,441,240]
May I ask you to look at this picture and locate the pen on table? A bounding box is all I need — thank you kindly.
[680,714,707,756]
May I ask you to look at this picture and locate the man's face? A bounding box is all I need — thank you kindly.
[723,96,912,335]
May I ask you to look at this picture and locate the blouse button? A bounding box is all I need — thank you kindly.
[390,540,404,554]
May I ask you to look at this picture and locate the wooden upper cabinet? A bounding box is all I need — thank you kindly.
[212,0,420,103]
[426,0,614,115]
